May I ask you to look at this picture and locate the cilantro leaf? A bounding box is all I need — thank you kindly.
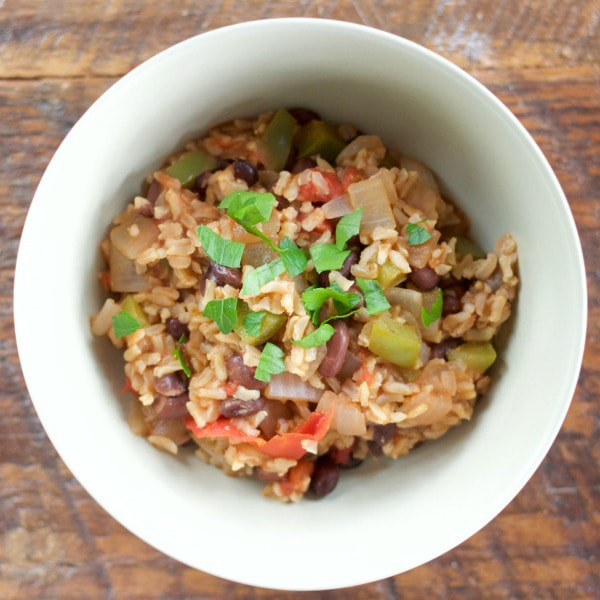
[112,311,141,339]
[301,284,362,325]
[243,311,267,336]
[196,225,244,268]
[254,342,286,382]
[203,298,238,333]
[241,259,286,296]
[292,323,335,348]
[406,218,433,246]
[280,236,308,276]
[310,243,351,274]
[219,190,276,228]
[356,278,391,315]
[171,334,191,377]
[335,208,362,250]
[421,289,443,327]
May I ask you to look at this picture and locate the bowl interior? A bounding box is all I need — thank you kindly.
[14,19,586,590]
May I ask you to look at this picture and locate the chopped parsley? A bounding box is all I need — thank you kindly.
[279,236,308,276]
[406,218,433,245]
[254,342,286,382]
[292,323,335,349]
[196,225,244,268]
[203,298,238,334]
[421,289,443,327]
[335,208,362,250]
[356,278,391,315]
[112,311,141,339]
[171,334,191,377]
[243,310,267,336]
[301,283,362,325]
[241,259,286,296]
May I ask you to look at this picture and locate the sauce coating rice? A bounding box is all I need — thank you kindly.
[91,109,519,502]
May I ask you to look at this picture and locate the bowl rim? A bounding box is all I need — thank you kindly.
[13,17,587,590]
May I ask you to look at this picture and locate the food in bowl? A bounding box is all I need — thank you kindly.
[91,108,519,502]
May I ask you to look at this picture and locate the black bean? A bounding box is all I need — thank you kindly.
[146,179,162,205]
[339,248,360,279]
[340,457,364,469]
[310,457,340,497]
[442,290,462,316]
[291,157,317,174]
[209,260,242,289]
[318,321,350,378]
[258,399,293,439]
[219,396,266,419]
[430,337,462,360]
[439,273,459,289]
[284,147,298,172]
[289,107,320,125]
[154,392,189,419]
[372,423,397,447]
[154,373,187,397]
[275,194,290,210]
[233,159,258,186]
[215,157,234,170]
[165,317,189,341]
[225,354,267,390]
[486,267,503,292]
[409,266,439,291]
[318,270,331,287]
[327,443,362,470]
[346,234,361,249]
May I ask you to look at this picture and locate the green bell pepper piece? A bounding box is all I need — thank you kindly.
[295,120,346,163]
[235,301,287,346]
[368,316,420,368]
[259,108,297,171]
[166,150,217,188]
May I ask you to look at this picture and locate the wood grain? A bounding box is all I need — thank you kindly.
[1,1,599,598]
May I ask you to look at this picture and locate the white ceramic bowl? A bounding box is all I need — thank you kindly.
[14,19,586,590]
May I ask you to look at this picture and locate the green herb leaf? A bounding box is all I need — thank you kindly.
[112,311,141,339]
[203,298,238,333]
[309,243,351,274]
[356,278,391,315]
[171,334,191,377]
[243,311,267,336]
[292,323,335,348]
[335,208,362,250]
[279,236,308,276]
[406,218,433,246]
[421,289,443,327]
[241,259,286,296]
[301,284,362,325]
[196,225,244,268]
[219,190,276,229]
[254,342,286,382]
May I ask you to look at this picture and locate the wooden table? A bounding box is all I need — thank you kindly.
[1,1,598,597]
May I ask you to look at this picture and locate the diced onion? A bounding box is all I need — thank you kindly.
[322,194,353,219]
[242,243,279,267]
[317,391,366,436]
[109,244,148,292]
[347,178,395,236]
[401,157,441,219]
[266,372,323,402]
[385,287,422,318]
[336,135,385,165]
[110,214,159,260]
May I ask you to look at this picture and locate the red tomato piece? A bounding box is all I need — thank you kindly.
[184,416,265,445]
[297,169,344,203]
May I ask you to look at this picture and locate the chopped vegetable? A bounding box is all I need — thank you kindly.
[421,289,443,327]
[455,236,485,259]
[235,302,286,346]
[377,261,406,289]
[322,194,353,219]
[356,278,391,315]
[447,342,496,373]
[368,316,420,368]
[184,416,261,444]
[335,208,362,250]
[259,409,334,460]
[203,298,238,334]
[255,342,287,382]
[301,284,362,325]
[266,372,323,402]
[121,295,148,327]
[347,178,395,237]
[406,219,433,246]
[297,169,344,203]
[166,150,217,188]
[379,151,397,168]
[310,243,350,274]
[241,259,286,296]
[295,120,346,163]
[220,190,276,230]
[292,323,335,348]
[257,108,297,171]
[171,334,191,377]
[279,236,308,276]
[112,310,141,339]
[196,225,244,268]
[108,244,148,292]
[110,213,160,260]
